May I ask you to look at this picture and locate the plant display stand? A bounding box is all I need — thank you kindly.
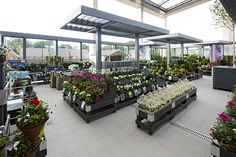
[211,142,236,157]
[62,90,73,107]
[73,89,116,123]
[135,88,197,135]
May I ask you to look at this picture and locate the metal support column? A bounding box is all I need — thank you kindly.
[166,42,171,69]
[135,34,140,67]
[0,34,4,46]
[80,42,83,61]
[23,38,27,61]
[186,47,189,54]
[96,27,102,71]
[180,43,184,58]
[115,45,118,49]
[55,40,58,56]
[173,48,176,57]
[202,46,204,57]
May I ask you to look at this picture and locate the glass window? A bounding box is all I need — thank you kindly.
[26,39,55,63]
[4,37,23,60]
[58,41,80,62]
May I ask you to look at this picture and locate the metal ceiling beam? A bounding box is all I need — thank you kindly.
[220,0,236,23]
[0,30,134,46]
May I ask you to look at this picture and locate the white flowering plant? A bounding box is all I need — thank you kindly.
[138,81,195,113]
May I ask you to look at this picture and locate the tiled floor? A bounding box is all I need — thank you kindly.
[35,76,231,157]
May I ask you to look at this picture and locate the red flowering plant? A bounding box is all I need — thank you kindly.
[17,99,49,127]
[210,101,236,153]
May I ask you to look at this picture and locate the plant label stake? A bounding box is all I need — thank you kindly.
[172,102,176,109]
[120,93,125,101]
[186,93,189,99]
[134,89,138,96]
[81,101,85,110]
[152,85,156,91]
[143,87,147,93]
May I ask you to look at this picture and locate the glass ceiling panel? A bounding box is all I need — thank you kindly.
[148,0,189,9]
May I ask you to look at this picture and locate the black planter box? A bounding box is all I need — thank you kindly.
[63,90,73,107]
[73,101,116,123]
[211,142,236,157]
[136,88,197,135]
[116,97,137,110]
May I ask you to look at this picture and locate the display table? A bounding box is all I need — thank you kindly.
[213,66,236,91]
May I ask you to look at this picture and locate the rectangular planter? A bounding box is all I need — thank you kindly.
[116,97,137,110]
[136,88,197,135]
[211,142,236,157]
[73,102,116,123]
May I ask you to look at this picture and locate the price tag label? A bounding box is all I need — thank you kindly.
[68,92,71,98]
[134,89,138,96]
[39,139,47,151]
[152,85,156,91]
[120,93,125,101]
[172,102,176,109]
[73,95,76,102]
[143,87,147,93]
[81,101,85,110]
[186,93,189,99]
[168,76,172,80]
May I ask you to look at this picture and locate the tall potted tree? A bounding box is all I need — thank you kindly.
[210,0,236,66]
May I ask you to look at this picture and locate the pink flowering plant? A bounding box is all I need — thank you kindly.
[210,100,236,152]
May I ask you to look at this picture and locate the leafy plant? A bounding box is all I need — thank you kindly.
[0,136,8,149]
[17,100,49,127]
[12,132,39,157]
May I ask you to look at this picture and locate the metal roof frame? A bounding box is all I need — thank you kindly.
[146,33,203,44]
[220,0,236,23]
[195,40,233,46]
[61,5,169,38]
[0,30,134,46]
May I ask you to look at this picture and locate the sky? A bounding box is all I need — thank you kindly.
[0,0,230,43]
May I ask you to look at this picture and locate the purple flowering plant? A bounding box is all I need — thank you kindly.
[210,100,236,152]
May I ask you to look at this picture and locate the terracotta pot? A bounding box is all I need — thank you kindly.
[220,142,236,153]
[17,118,48,143]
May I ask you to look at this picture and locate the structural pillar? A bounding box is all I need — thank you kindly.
[173,48,176,57]
[166,42,171,69]
[180,43,184,58]
[23,38,27,61]
[55,40,58,56]
[135,34,140,67]
[186,47,189,54]
[80,42,83,61]
[202,46,204,57]
[0,34,3,46]
[115,45,118,49]
[96,27,102,71]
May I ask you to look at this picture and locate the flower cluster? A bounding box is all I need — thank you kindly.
[17,100,49,127]
[137,81,195,113]
[210,92,236,153]
[64,71,113,104]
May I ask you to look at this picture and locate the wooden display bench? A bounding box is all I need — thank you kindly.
[135,88,197,135]
[211,141,236,157]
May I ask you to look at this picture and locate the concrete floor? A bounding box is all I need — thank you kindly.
[35,76,231,157]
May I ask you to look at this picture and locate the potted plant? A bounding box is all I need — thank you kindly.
[0,136,8,150]
[210,98,236,154]
[12,133,39,157]
[16,99,49,143]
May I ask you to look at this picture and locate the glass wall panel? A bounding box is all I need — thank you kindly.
[4,37,23,60]
[26,39,55,63]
